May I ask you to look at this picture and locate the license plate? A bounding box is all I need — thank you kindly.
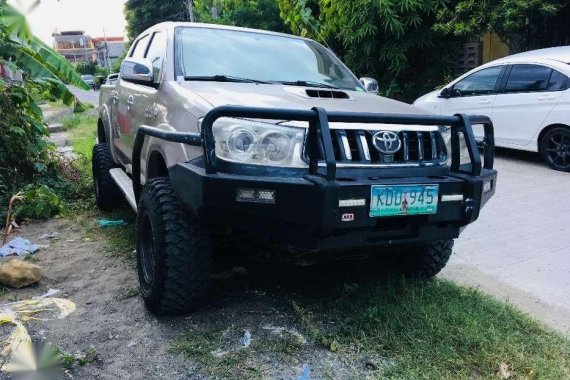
[370,185,439,217]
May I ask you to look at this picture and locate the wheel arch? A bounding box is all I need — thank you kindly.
[537,123,570,152]
[146,149,169,179]
[97,118,107,143]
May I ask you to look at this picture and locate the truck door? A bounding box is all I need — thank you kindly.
[114,33,152,166]
[116,31,166,168]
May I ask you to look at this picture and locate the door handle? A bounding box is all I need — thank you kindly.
[478,99,493,105]
[538,95,556,101]
[126,95,134,110]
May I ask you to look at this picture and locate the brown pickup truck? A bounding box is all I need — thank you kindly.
[94,22,497,315]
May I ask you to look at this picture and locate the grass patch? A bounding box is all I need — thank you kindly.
[291,277,570,379]
[172,325,306,380]
[66,110,98,159]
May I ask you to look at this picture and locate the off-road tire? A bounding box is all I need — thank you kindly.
[92,143,121,210]
[136,177,212,315]
[395,240,454,280]
[540,126,570,172]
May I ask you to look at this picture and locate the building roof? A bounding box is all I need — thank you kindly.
[92,37,125,43]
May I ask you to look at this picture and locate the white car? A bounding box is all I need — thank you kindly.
[106,73,119,86]
[414,46,570,172]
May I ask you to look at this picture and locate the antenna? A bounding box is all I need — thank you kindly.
[301,14,333,52]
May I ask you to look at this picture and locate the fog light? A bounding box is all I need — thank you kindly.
[441,194,464,202]
[236,188,276,204]
[483,180,493,193]
[339,199,366,207]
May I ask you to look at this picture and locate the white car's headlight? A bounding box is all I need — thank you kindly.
[440,126,470,166]
[212,118,308,167]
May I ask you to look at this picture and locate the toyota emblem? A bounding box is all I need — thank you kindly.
[372,131,401,155]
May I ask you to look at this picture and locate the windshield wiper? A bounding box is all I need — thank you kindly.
[183,75,271,84]
[276,80,339,89]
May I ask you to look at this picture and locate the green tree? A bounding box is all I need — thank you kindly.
[194,0,289,32]
[279,0,464,101]
[434,0,566,53]
[76,60,97,75]
[124,0,189,40]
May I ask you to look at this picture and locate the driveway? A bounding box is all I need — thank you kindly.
[442,148,570,334]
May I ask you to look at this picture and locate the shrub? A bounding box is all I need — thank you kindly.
[15,184,65,219]
[61,114,81,130]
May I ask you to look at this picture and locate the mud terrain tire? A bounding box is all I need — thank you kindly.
[396,240,454,280]
[136,177,212,315]
[92,143,121,211]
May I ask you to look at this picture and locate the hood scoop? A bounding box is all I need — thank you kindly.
[305,89,350,99]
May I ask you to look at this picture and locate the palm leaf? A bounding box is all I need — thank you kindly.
[2,42,83,106]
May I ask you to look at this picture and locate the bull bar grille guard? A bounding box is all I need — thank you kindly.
[132,105,494,202]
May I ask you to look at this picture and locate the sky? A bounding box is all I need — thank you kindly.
[8,0,127,45]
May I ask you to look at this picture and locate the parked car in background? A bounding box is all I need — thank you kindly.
[106,73,119,86]
[414,46,570,172]
[81,74,95,89]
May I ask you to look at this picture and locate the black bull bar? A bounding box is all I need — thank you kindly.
[131,106,495,202]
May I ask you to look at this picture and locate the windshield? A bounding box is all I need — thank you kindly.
[176,27,364,92]
[81,75,93,80]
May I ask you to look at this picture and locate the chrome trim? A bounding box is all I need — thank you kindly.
[320,161,446,168]
[359,132,371,160]
[339,131,352,161]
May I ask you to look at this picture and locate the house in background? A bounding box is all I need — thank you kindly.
[53,30,97,63]
[92,36,126,68]
[456,33,510,74]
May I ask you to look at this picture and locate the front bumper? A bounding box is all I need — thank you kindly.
[133,105,497,251]
[170,162,496,250]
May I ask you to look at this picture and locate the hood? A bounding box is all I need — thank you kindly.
[179,81,428,116]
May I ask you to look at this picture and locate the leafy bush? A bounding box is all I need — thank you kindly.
[0,81,57,186]
[75,61,97,75]
[15,184,65,219]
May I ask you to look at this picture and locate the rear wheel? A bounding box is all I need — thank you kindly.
[540,127,570,172]
[92,143,121,210]
[392,240,454,280]
[136,177,212,315]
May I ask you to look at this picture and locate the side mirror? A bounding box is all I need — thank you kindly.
[359,77,379,95]
[120,58,153,84]
[439,87,451,99]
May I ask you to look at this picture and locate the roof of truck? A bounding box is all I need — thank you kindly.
[144,22,310,42]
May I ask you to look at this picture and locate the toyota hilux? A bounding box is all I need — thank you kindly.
[93,22,497,315]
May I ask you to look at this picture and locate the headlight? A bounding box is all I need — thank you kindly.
[212,118,307,167]
[439,126,470,166]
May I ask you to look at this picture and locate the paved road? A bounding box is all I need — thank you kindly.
[69,86,99,106]
[442,148,570,333]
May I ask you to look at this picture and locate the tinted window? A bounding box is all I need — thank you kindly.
[176,28,364,91]
[453,66,503,96]
[505,64,552,93]
[131,34,150,58]
[145,32,166,82]
[548,70,567,91]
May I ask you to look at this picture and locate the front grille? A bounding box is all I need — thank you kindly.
[313,129,447,166]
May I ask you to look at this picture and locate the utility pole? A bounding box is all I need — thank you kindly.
[187,0,195,22]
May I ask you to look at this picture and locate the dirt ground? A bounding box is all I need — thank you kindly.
[0,218,369,380]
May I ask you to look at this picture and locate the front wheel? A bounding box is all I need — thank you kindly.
[136,177,213,315]
[391,240,454,280]
[540,127,570,172]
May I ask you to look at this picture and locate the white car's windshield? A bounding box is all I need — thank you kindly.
[176,27,364,92]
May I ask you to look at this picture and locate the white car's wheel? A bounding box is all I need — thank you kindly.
[540,127,570,172]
